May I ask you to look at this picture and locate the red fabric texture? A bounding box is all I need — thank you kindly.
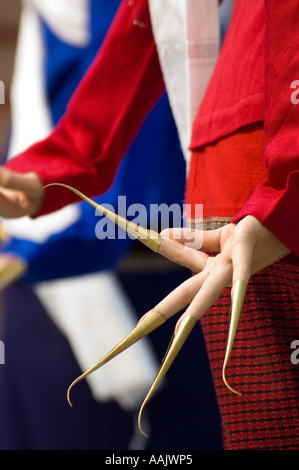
[231,1,299,262]
[187,114,299,449]
[189,0,265,150]
[201,261,299,450]
[185,122,266,220]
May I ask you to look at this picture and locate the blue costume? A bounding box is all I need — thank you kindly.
[0,0,222,450]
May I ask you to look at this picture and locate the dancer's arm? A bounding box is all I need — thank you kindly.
[0,0,165,218]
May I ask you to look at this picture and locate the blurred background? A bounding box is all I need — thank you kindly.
[0,0,20,152]
[0,0,232,451]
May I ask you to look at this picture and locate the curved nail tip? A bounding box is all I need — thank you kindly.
[67,377,83,407]
[222,368,242,396]
[222,280,248,395]
[66,310,165,407]
[138,411,149,438]
[137,316,197,436]
[67,391,73,407]
[138,397,154,438]
[67,386,73,407]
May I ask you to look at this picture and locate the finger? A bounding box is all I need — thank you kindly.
[138,262,231,436]
[161,226,223,253]
[231,238,255,286]
[177,261,231,326]
[0,168,44,218]
[0,168,40,195]
[158,237,209,272]
[153,269,210,320]
[161,227,206,249]
[172,258,244,396]
[68,270,209,406]
[0,189,29,218]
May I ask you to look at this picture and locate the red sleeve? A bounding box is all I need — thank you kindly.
[6,0,165,216]
[232,0,299,260]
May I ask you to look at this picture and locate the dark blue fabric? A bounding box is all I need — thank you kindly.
[0,282,135,450]
[0,1,223,450]
[42,0,122,126]
[0,269,223,450]
[2,2,186,284]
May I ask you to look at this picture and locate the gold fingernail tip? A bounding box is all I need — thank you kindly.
[67,309,165,406]
[222,368,242,396]
[0,257,27,291]
[138,315,197,437]
[44,183,162,252]
[222,280,248,396]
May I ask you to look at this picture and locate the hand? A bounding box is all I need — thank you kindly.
[0,167,44,218]
[65,213,292,428]
[157,215,291,323]
[136,215,291,403]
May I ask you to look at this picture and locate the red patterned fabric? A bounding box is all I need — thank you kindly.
[3,0,299,449]
[200,262,299,450]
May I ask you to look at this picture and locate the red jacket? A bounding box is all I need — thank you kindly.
[6,0,299,259]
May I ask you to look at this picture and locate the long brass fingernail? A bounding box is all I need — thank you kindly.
[44,183,162,252]
[67,309,165,406]
[0,256,27,290]
[222,280,247,396]
[138,315,197,437]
